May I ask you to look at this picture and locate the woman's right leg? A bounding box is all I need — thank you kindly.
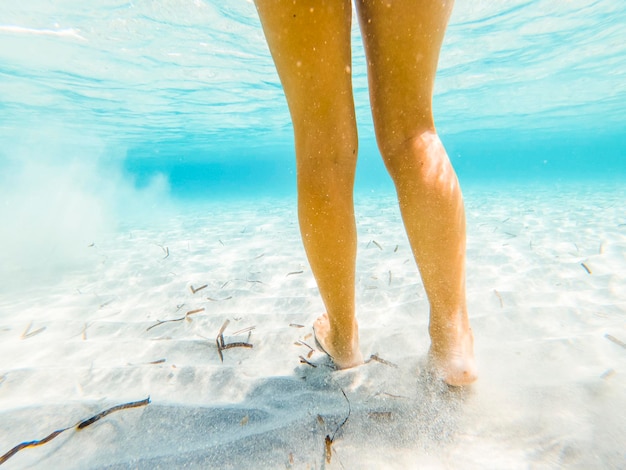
[356,0,476,385]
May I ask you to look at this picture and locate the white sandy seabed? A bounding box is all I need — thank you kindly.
[0,182,625,469]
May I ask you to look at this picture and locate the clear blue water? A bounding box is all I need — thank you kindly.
[1,0,625,201]
[1,4,626,466]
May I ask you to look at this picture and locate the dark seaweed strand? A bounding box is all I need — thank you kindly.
[330,388,351,442]
[77,397,151,429]
[216,337,224,362]
[323,389,352,465]
[0,427,70,465]
[0,397,150,465]
[220,342,253,350]
[324,435,333,463]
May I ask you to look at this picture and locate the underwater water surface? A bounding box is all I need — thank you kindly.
[1,0,625,199]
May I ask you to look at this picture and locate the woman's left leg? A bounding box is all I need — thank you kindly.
[254,0,363,368]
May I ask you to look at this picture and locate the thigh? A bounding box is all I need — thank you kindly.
[254,0,356,134]
[355,0,454,152]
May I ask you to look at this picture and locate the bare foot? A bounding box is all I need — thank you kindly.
[313,313,364,369]
[429,321,477,387]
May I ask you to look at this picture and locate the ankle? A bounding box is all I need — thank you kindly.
[330,325,359,356]
[429,308,468,336]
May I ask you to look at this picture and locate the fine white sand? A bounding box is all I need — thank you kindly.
[1,182,625,469]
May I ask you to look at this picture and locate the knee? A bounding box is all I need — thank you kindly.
[377,128,453,189]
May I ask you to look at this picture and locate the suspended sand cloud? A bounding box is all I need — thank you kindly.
[0,127,171,288]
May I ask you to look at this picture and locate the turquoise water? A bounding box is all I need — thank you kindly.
[1,3,626,467]
[1,0,625,201]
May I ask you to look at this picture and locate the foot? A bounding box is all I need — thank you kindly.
[313,313,364,369]
[429,321,477,386]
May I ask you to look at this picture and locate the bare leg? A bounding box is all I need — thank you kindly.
[254,0,363,368]
[356,0,476,385]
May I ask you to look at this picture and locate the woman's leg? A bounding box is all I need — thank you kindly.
[356,0,476,385]
[254,0,363,368]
